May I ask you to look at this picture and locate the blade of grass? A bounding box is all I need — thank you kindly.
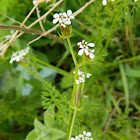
[119,64,129,115]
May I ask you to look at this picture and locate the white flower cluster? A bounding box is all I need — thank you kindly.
[9,47,30,64]
[71,131,93,140]
[102,0,115,6]
[52,10,74,28]
[74,69,91,84]
[77,40,95,59]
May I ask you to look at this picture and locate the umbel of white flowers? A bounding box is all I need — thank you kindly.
[9,46,30,64]
[52,10,74,28]
[71,131,93,140]
[77,40,95,59]
[74,69,92,84]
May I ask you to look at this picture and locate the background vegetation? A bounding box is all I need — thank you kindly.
[0,0,140,140]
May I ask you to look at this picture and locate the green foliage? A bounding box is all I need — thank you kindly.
[25,107,65,140]
[107,130,132,140]
[0,0,140,139]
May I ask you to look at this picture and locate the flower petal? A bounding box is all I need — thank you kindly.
[75,79,80,84]
[67,9,72,16]
[83,131,86,135]
[86,132,91,137]
[91,49,95,53]
[89,53,95,59]
[65,20,71,25]
[61,23,66,28]
[52,18,59,24]
[53,13,59,18]
[78,49,84,56]
[85,49,89,55]
[70,15,74,19]
[86,73,92,78]
[63,12,67,17]
[77,42,82,46]
[82,40,85,43]
[79,45,84,48]
[88,43,95,47]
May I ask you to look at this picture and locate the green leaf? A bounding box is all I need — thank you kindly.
[107,130,132,140]
[25,130,38,140]
[47,128,65,140]
[44,106,55,127]
[34,118,45,133]
[125,68,140,78]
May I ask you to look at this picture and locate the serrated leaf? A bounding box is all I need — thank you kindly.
[44,106,55,127]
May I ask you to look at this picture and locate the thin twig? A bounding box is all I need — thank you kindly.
[0,24,43,35]
[36,7,46,32]
[27,24,59,45]
[0,12,25,27]
[0,4,38,56]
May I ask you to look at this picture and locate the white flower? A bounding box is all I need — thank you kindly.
[52,10,74,27]
[102,0,107,5]
[134,0,137,2]
[79,75,85,83]
[71,131,93,140]
[52,13,63,24]
[74,69,91,84]
[77,40,95,59]
[78,69,83,75]
[9,46,30,64]
[86,73,92,78]
[77,40,89,56]
[86,49,95,59]
[66,10,74,19]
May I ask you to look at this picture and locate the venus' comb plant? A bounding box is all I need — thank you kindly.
[3,0,138,139]
[53,10,95,140]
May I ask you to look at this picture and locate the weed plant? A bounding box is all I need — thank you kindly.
[0,0,140,140]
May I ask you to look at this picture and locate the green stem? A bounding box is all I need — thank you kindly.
[68,108,77,140]
[35,58,69,76]
[22,64,45,82]
[66,37,77,66]
[65,67,78,140]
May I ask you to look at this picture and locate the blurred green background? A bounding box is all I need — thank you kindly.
[0,0,140,139]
